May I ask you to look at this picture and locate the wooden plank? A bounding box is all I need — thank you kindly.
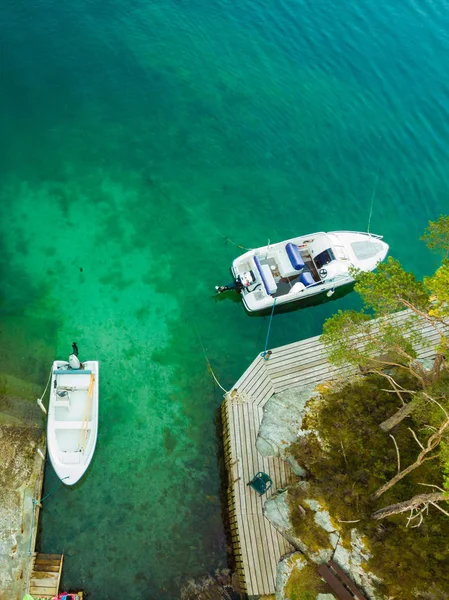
[56,554,64,594]
[30,572,59,582]
[34,553,61,561]
[33,559,61,567]
[32,563,60,572]
[232,407,255,593]
[232,357,266,394]
[254,379,275,408]
[329,560,368,600]
[30,586,58,596]
[317,565,354,600]
[241,404,267,595]
[243,404,271,595]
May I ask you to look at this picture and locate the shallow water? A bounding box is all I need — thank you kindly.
[1,0,449,597]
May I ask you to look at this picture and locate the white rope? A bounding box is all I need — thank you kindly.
[37,365,53,403]
[367,173,379,235]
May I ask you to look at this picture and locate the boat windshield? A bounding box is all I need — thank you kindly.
[314,248,336,269]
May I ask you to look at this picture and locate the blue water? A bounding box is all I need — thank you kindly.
[1,0,448,598]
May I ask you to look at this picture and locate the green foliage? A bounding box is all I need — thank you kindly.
[441,442,449,493]
[353,257,429,315]
[288,375,449,597]
[321,310,371,366]
[288,485,333,552]
[421,214,449,257]
[284,562,331,600]
[425,259,449,321]
[321,307,422,372]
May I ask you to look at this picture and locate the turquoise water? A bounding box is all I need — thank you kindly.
[1,0,449,597]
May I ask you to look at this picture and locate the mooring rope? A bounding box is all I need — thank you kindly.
[215,230,251,251]
[260,298,277,360]
[28,476,69,554]
[193,324,229,393]
[367,172,379,235]
[38,365,53,404]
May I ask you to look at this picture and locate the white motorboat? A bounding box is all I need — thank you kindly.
[218,230,388,313]
[47,355,99,485]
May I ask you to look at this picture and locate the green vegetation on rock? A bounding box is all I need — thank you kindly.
[284,562,330,600]
[289,374,449,597]
[288,217,449,598]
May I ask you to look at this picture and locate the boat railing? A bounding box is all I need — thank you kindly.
[333,230,383,239]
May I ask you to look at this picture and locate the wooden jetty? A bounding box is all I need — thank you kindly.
[29,553,64,599]
[221,313,443,597]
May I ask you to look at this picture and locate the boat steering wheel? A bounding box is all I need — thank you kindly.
[319,268,328,279]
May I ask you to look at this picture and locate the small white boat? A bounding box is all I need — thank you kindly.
[47,357,99,485]
[220,230,389,313]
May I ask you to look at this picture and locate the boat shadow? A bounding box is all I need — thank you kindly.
[245,281,355,318]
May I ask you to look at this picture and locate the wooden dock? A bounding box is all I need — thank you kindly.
[29,553,64,599]
[221,312,443,597]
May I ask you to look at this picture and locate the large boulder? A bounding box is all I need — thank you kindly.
[256,384,318,472]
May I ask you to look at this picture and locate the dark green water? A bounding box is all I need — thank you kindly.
[1,0,448,597]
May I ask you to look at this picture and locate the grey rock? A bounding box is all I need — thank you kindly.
[275,552,307,600]
[256,384,318,462]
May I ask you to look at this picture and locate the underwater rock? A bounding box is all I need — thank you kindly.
[180,570,242,600]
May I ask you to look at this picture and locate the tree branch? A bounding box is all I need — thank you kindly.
[373,413,449,499]
[372,492,448,520]
[389,434,401,474]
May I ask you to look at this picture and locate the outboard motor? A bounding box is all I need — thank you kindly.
[215,279,244,294]
[69,353,81,370]
[68,341,81,369]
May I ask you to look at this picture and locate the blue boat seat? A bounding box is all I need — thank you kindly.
[300,270,315,287]
[277,244,305,278]
[285,243,305,271]
[254,256,277,294]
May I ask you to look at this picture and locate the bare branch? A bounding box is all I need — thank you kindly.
[408,427,425,451]
[373,412,449,499]
[380,402,415,432]
[337,519,361,523]
[389,434,401,474]
[430,501,449,518]
[422,392,449,419]
[418,482,446,493]
[372,492,448,520]
[340,441,348,469]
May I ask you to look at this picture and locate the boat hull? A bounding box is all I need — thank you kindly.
[230,230,388,313]
[47,360,99,485]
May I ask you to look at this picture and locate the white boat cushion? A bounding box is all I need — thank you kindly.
[276,249,300,278]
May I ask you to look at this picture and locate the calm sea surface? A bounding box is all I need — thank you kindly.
[1,0,449,597]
